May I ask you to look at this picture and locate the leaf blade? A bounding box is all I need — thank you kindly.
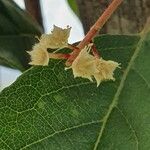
[1,33,150,150]
[96,33,150,149]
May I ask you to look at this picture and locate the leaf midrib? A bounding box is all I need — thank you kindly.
[93,34,144,150]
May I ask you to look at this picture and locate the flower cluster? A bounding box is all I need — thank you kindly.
[28,25,120,86]
[28,25,71,65]
[69,44,120,86]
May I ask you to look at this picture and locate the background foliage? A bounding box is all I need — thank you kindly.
[0,0,42,71]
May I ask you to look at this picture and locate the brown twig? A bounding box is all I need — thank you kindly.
[66,0,123,66]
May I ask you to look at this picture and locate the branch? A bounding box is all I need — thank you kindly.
[66,0,123,66]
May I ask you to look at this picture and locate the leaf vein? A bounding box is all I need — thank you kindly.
[0,138,13,150]
[20,120,101,150]
[132,68,150,89]
[116,106,139,150]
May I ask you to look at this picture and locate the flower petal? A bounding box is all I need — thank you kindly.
[28,45,49,66]
[94,58,120,86]
[67,43,120,86]
[70,44,97,81]
[40,25,71,49]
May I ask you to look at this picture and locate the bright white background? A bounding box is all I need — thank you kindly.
[0,0,84,90]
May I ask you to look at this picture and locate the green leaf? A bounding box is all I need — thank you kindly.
[0,0,42,70]
[67,0,79,16]
[0,35,37,71]
[1,31,150,150]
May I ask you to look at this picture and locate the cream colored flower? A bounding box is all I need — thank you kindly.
[40,25,71,49]
[28,25,71,66]
[28,44,49,66]
[94,58,120,86]
[69,44,120,86]
[70,44,97,81]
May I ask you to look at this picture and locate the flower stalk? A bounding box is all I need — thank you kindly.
[91,44,100,59]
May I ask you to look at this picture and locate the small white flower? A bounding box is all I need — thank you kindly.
[28,44,49,66]
[94,58,120,86]
[69,44,120,86]
[28,25,71,66]
[40,25,71,49]
[70,44,97,81]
